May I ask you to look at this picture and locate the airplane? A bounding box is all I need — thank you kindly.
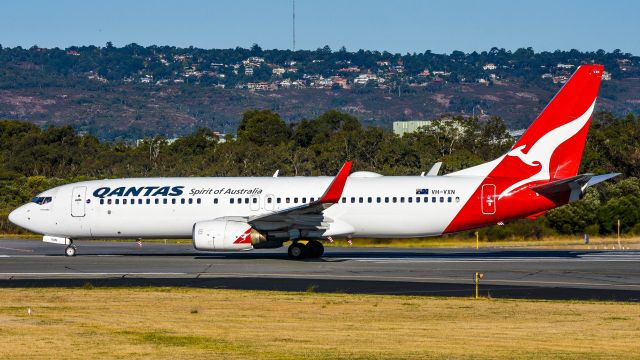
[8,64,618,259]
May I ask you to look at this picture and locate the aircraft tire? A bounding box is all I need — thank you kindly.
[307,240,324,258]
[288,242,306,260]
[65,245,77,257]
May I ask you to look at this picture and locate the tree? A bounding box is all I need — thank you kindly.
[237,109,291,146]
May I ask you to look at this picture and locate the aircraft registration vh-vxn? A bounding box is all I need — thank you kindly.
[9,65,619,259]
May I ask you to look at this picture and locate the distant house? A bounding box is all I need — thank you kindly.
[482,63,497,71]
[66,50,80,56]
[279,79,292,88]
[330,76,348,89]
[432,70,450,76]
[477,78,489,85]
[244,67,254,76]
[541,73,553,79]
[353,73,378,85]
[602,71,612,81]
[417,69,430,77]
[556,63,575,69]
[338,66,360,73]
[272,67,286,76]
[552,75,568,84]
[393,120,432,136]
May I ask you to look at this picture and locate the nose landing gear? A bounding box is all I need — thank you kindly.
[64,244,77,257]
[287,240,324,260]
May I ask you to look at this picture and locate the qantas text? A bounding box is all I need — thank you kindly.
[93,186,185,198]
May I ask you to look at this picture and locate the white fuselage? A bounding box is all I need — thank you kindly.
[9,172,486,240]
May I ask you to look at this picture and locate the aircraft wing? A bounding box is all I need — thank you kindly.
[247,161,352,232]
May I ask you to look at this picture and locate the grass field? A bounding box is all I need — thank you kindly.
[0,288,639,359]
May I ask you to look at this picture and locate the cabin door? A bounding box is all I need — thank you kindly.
[481,184,496,215]
[71,186,87,217]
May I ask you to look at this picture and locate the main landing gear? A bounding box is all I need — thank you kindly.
[288,240,324,260]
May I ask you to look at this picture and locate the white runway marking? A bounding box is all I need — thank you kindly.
[336,253,640,263]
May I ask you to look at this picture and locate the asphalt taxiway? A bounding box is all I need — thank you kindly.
[1,238,639,301]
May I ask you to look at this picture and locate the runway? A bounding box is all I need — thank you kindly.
[1,238,640,301]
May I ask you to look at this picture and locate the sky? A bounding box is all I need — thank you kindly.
[1,0,638,55]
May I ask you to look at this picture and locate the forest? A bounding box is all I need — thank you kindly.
[1,109,639,238]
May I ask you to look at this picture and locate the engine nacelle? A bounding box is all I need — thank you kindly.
[192,218,267,251]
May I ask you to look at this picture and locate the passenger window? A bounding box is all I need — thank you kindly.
[154,199,159,204]
[286,198,290,204]
[138,199,143,205]
[351,197,355,203]
[294,197,298,203]
[244,198,249,204]
[108,199,112,205]
[172,198,176,204]
[341,197,346,203]
[359,197,363,203]
[455,197,460,203]
[448,197,452,203]
[267,197,273,204]
[310,197,315,202]
[181,198,185,204]
[214,198,218,204]
[189,198,193,204]
[302,197,307,203]
[416,197,420,203]
[368,197,372,203]
[277,198,281,204]
[115,199,120,205]
[376,197,381,203]
[230,198,234,204]
[392,197,397,203]
[400,197,405,203]
[440,197,444,203]
[163,198,167,204]
[408,197,412,203]
[432,197,436,203]
[385,197,389,203]
[146,199,151,204]
[100,199,104,205]
[123,199,127,205]
[252,197,257,204]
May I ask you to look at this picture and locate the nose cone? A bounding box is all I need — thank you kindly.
[8,206,27,228]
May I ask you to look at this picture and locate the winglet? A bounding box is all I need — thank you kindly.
[319,161,353,203]
[427,162,442,176]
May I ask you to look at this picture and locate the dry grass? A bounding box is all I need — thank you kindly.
[0,288,639,359]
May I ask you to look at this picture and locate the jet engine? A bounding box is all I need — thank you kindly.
[192,218,270,251]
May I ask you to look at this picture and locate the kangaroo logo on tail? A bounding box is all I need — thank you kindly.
[498,100,596,199]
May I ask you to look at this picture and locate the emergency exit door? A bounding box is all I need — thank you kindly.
[481,184,496,215]
[71,186,86,217]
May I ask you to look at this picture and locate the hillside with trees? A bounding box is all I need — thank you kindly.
[0,44,638,140]
[1,110,639,238]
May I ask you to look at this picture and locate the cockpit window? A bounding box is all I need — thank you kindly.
[31,196,52,205]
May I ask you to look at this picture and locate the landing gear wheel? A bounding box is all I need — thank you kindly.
[65,245,77,257]
[288,242,307,260]
[307,240,324,258]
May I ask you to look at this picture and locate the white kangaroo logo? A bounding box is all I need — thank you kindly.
[498,100,595,199]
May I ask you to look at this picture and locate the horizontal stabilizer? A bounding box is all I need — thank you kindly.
[531,173,619,202]
[586,173,620,187]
